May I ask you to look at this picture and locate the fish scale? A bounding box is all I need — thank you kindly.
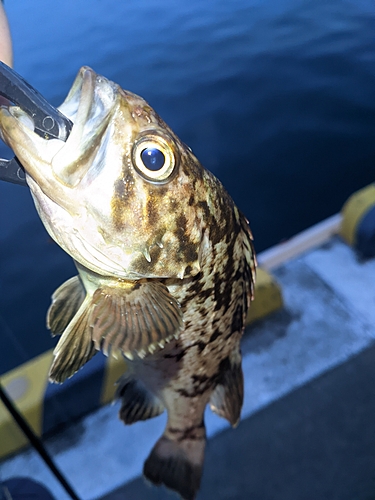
[0,66,256,500]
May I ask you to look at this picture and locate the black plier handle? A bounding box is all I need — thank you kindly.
[0,61,73,186]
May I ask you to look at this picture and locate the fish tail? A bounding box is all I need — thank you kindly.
[143,421,206,500]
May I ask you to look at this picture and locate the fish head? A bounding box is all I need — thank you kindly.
[0,67,208,279]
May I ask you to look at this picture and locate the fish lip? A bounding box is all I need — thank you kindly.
[58,66,118,126]
[48,66,119,188]
[58,66,96,122]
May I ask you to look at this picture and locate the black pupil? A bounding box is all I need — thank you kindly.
[141,147,165,171]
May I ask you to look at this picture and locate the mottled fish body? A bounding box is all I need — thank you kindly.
[0,67,256,500]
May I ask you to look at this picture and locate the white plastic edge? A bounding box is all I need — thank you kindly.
[258,213,343,271]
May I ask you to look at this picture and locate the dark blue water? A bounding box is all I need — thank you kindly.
[1,0,375,372]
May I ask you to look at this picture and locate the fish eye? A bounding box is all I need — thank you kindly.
[133,135,176,182]
[141,147,165,171]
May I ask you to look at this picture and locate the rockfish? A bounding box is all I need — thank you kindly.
[0,67,256,500]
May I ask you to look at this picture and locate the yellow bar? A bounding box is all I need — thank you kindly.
[340,184,375,246]
[100,352,127,406]
[246,267,283,325]
[0,350,53,458]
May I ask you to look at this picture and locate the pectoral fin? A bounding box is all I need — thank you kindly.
[47,276,86,336]
[209,349,244,427]
[90,280,183,359]
[49,296,97,384]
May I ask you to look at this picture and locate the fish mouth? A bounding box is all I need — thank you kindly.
[0,66,118,210]
[53,66,118,187]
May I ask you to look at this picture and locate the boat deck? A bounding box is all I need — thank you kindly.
[1,212,375,499]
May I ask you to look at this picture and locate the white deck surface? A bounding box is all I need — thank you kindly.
[1,236,374,500]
